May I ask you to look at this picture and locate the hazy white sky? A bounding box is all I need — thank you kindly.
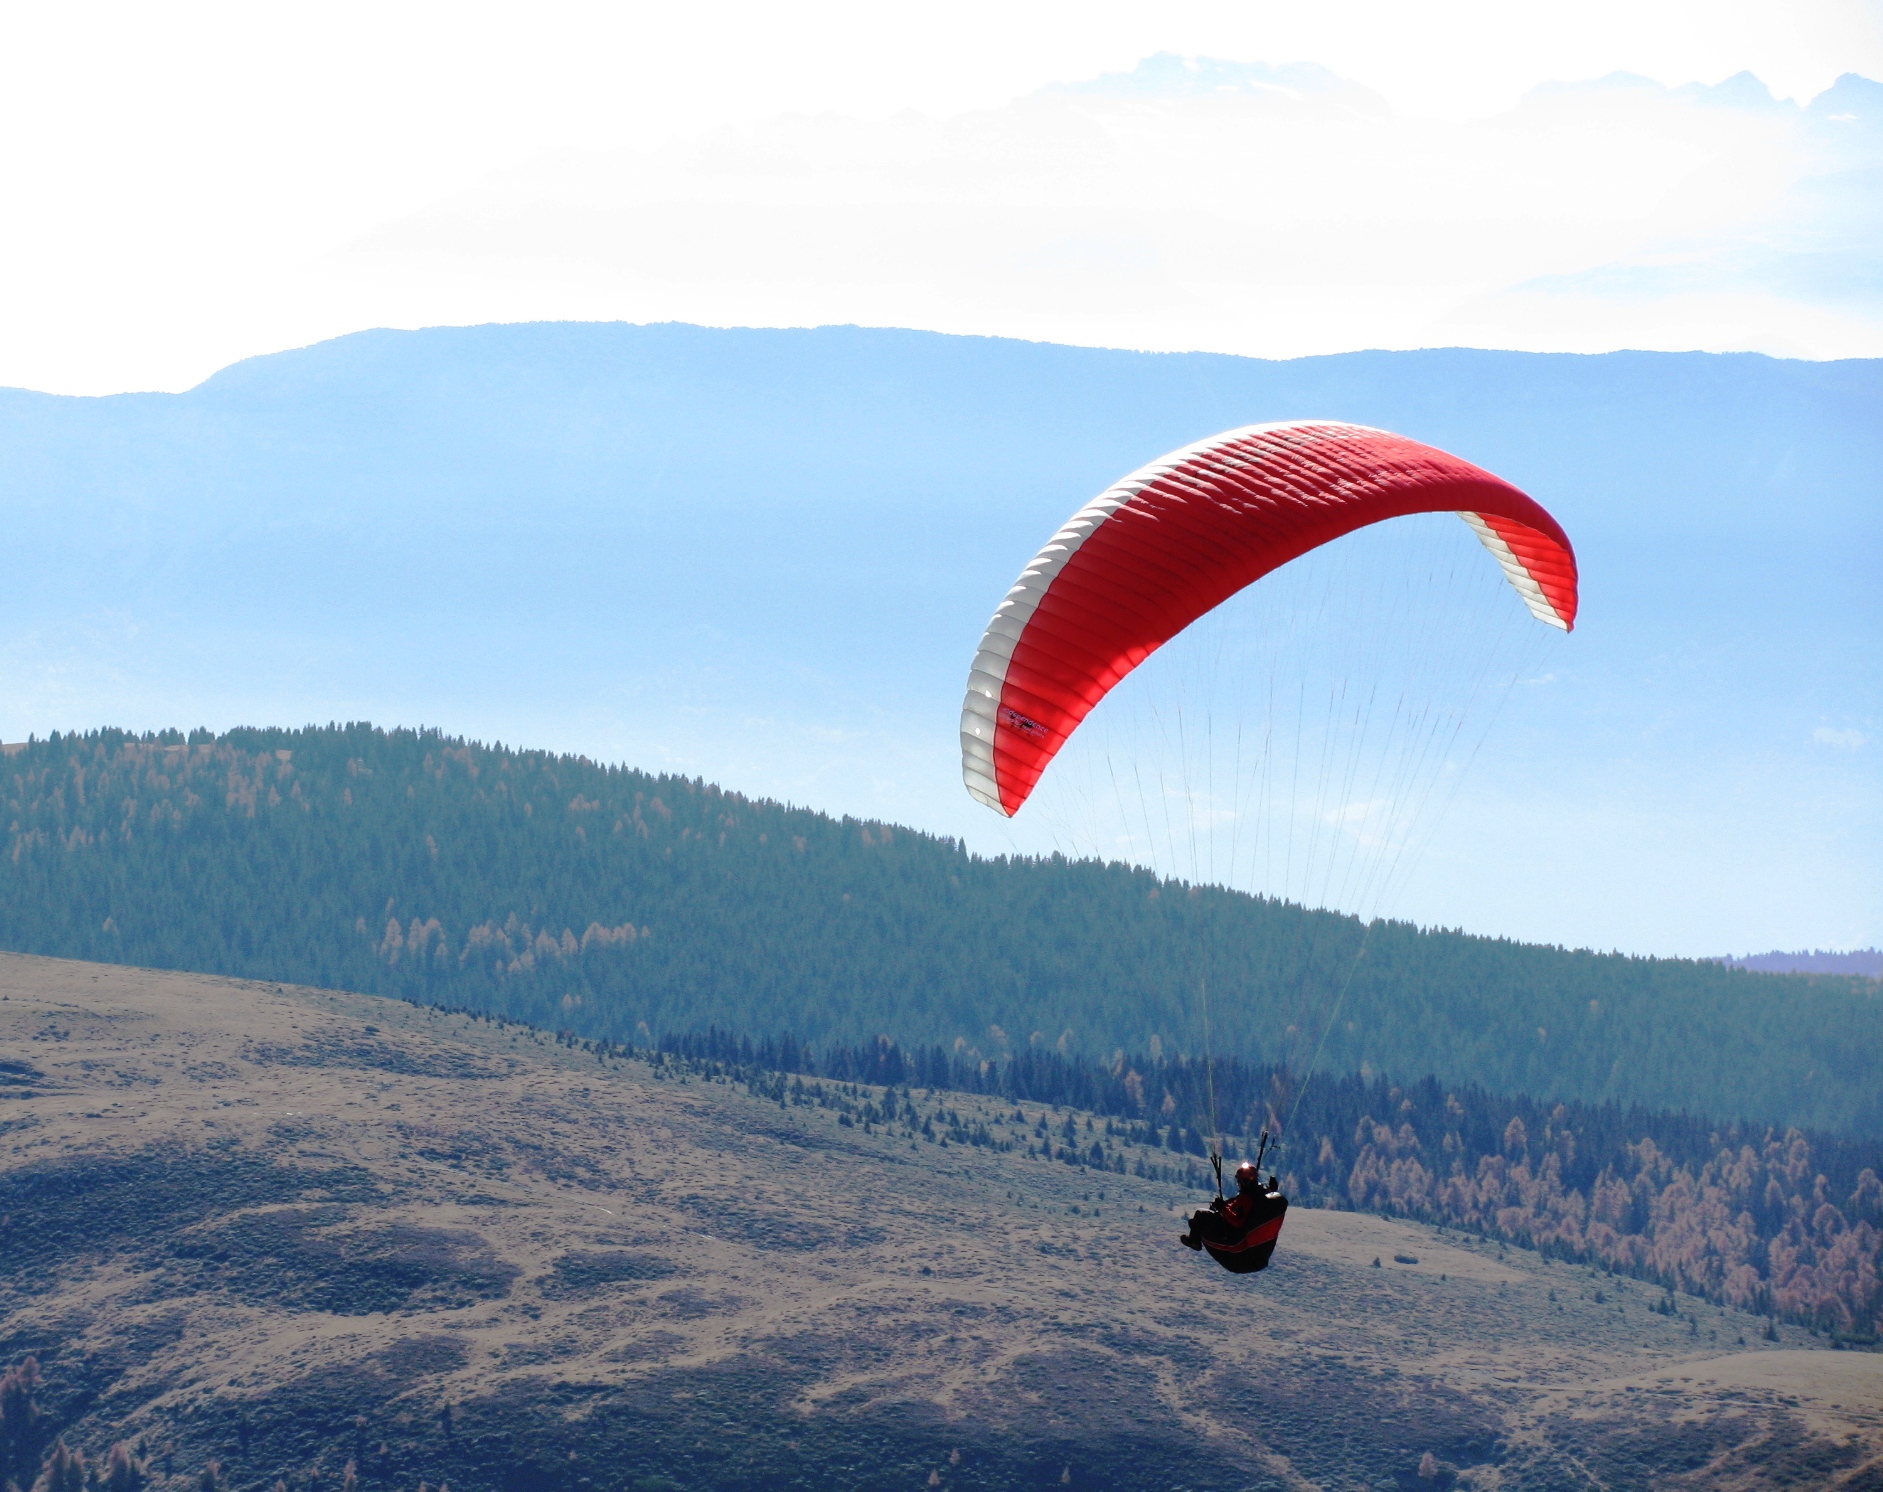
[1,0,1880,392]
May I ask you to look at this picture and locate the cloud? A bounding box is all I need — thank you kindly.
[1044,53,1391,114]
[1432,73,1883,355]
[1814,726,1870,749]
[315,56,1883,366]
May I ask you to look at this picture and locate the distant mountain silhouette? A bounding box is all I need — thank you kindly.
[0,323,1876,955]
[1718,948,1883,977]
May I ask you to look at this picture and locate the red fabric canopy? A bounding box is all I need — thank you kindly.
[961,421,1577,818]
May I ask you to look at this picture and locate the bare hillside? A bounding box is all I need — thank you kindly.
[3,954,1878,1492]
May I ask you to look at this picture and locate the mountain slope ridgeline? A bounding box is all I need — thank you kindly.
[3,725,1877,1136]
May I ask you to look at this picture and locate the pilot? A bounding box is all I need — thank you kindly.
[1180,1160,1288,1273]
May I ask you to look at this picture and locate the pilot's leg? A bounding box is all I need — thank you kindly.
[1180,1208,1230,1250]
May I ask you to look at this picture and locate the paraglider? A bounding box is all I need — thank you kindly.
[960,420,1576,819]
[959,419,1579,1277]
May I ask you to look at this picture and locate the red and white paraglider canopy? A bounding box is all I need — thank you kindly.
[960,420,1578,818]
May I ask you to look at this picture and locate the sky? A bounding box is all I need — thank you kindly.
[0,2,1876,956]
[1,0,1881,394]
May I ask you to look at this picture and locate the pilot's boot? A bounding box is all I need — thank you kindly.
[1179,1230,1202,1250]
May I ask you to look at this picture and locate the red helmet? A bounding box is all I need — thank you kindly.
[1234,1160,1262,1189]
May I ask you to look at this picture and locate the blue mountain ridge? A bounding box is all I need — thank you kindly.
[1,323,1877,954]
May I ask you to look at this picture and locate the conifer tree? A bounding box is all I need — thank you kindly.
[31,1441,84,1492]
[0,1359,42,1489]
[100,1445,142,1492]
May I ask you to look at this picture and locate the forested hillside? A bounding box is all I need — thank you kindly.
[660,1028,1883,1340]
[4,725,1878,1135]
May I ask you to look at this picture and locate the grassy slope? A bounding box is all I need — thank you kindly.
[3,953,1875,1492]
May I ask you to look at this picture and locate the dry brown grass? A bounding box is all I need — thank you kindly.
[3,951,1875,1492]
